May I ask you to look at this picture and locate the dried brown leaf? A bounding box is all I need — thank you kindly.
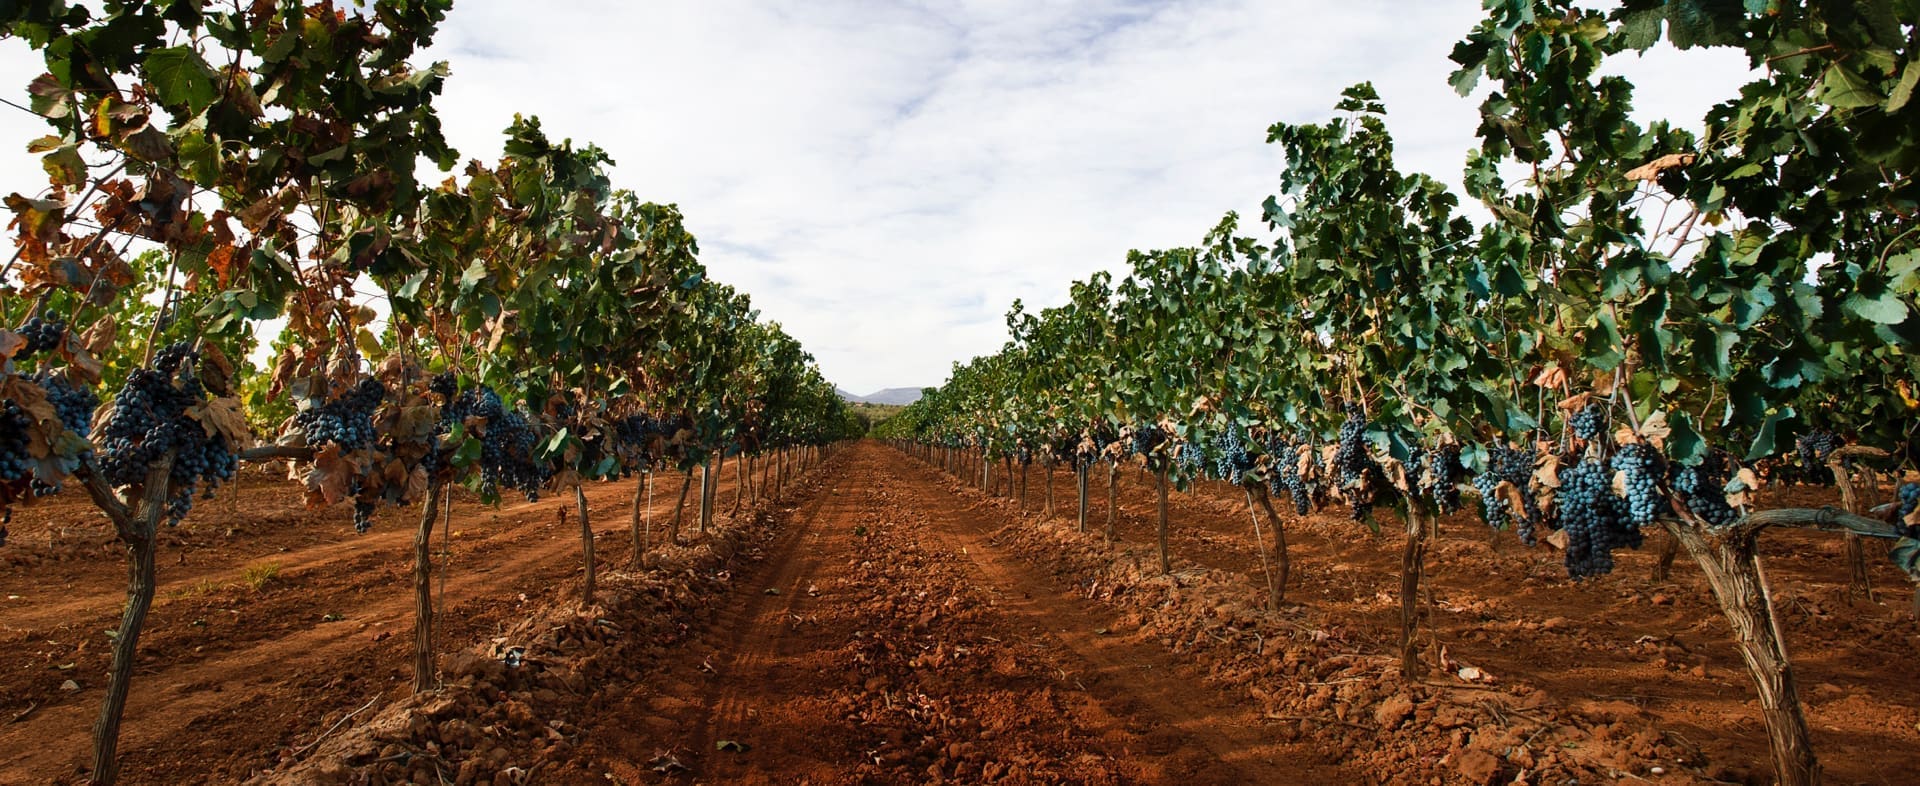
[1625,152,1696,182]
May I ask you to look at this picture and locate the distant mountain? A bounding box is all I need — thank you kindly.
[838,387,923,405]
[859,387,923,405]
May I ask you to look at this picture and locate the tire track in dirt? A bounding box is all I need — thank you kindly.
[574,443,1346,784]
[686,465,845,766]
[892,454,1347,785]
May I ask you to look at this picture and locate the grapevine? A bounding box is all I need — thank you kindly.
[1333,404,1384,521]
[1265,435,1314,515]
[1671,452,1739,528]
[1211,425,1255,485]
[1794,430,1842,485]
[294,378,386,452]
[95,343,238,525]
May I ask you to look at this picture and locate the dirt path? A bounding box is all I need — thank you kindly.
[0,464,759,784]
[568,442,1347,784]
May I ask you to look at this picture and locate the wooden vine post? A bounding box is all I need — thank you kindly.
[1075,459,1089,533]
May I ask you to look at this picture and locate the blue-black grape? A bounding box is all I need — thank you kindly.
[1568,402,1605,441]
[1265,436,1315,516]
[1893,482,1920,538]
[1421,442,1463,515]
[1333,404,1383,521]
[1476,442,1541,544]
[1212,425,1255,485]
[1795,430,1841,485]
[12,317,65,359]
[1670,453,1738,528]
[1557,457,1638,579]
[437,383,549,502]
[96,342,236,526]
[1610,443,1663,526]
[294,378,385,451]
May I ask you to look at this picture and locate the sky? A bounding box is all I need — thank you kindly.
[0,1,1755,395]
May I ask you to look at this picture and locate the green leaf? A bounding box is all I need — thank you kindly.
[1845,290,1909,324]
[1667,411,1705,464]
[459,258,489,291]
[1447,64,1481,96]
[1583,309,1625,371]
[452,436,483,468]
[142,45,219,113]
[1745,407,1795,461]
[1817,62,1882,109]
[1887,63,1920,112]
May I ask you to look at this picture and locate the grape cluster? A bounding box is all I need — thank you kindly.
[1670,452,1738,528]
[1212,426,1255,485]
[1795,429,1842,484]
[1894,482,1920,538]
[1265,437,1314,516]
[438,384,548,502]
[1557,458,1639,578]
[614,412,677,460]
[96,343,237,525]
[1568,402,1605,441]
[35,372,98,439]
[1129,421,1164,458]
[1333,405,1384,521]
[294,378,385,451]
[13,316,66,359]
[1419,443,1463,515]
[1610,443,1663,526]
[1174,441,1204,474]
[0,400,31,484]
[1474,443,1541,543]
[347,475,378,533]
[1086,425,1117,466]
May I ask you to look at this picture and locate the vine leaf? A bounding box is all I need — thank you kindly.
[302,444,358,507]
[0,377,62,459]
[1887,64,1920,112]
[142,46,220,113]
[1817,62,1882,109]
[40,144,85,187]
[1624,152,1695,181]
[1844,289,1908,324]
[186,397,254,449]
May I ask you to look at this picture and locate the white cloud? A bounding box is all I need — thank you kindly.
[0,2,1755,394]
